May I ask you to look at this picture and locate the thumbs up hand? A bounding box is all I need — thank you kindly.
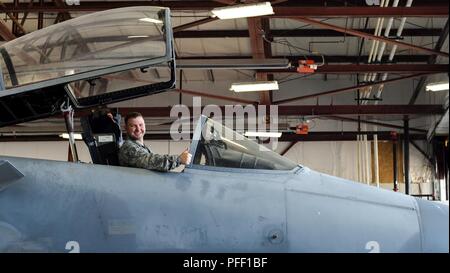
[179,148,192,165]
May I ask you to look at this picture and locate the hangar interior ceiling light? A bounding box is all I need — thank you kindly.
[230,81,279,92]
[211,2,274,19]
[244,131,282,138]
[426,81,449,92]
[128,35,149,39]
[59,133,83,140]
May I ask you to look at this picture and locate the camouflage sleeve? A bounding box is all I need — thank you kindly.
[119,142,181,172]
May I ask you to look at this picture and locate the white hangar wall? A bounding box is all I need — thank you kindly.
[275,141,434,196]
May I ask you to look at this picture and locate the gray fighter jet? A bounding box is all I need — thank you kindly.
[0,7,448,253]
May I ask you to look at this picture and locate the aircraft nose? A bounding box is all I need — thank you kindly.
[415,198,449,253]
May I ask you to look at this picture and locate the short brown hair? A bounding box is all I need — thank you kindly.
[124,112,143,126]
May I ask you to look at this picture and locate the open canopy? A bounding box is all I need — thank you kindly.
[0,6,175,127]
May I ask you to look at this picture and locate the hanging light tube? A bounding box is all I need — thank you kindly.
[211,2,274,20]
[230,81,279,92]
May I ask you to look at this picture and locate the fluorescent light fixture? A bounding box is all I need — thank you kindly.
[230,81,279,92]
[139,18,163,24]
[59,133,83,140]
[65,69,75,76]
[211,2,274,20]
[128,35,149,39]
[244,131,282,138]
[426,81,449,92]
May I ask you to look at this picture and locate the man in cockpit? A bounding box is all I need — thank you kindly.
[118,112,192,172]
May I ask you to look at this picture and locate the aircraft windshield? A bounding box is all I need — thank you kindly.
[0,7,168,90]
[193,118,298,171]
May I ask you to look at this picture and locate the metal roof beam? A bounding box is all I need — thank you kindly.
[325,115,427,133]
[409,19,449,105]
[1,2,447,16]
[248,15,273,105]
[0,0,26,35]
[278,132,426,142]
[72,105,443,118]
[177,55,431,63]
[174,28,443,38]
[265,64,448,74]
[173,17,218,32]
[172,89,258,105]
[294,17,449,58]
[273,73,432,104]
[272,6,448,17]
[212,0,236,4]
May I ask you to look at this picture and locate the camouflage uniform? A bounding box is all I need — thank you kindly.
[118,139,181,172]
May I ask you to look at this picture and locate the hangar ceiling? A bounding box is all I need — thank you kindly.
[0,0,448,141]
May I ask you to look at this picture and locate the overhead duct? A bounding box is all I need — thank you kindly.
[176,58,291,70]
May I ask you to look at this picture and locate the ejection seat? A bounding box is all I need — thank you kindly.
[81,109,123,166]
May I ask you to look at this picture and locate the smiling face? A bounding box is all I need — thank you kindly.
[126,115,146,143]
